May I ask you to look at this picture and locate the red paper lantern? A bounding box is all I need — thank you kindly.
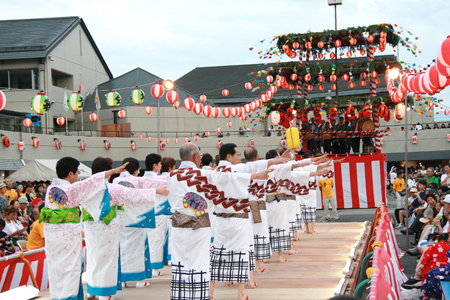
[193,102,203,115]
[203,105,212,117]
[222,106,231,118]
[374,78,380,84]
[23,118,32,128]
[330,52,336,59]
[412,136,417,144]
[18,141,25,152]
[80,141,86,151]
[330,74,337,82]
[438,36,450,67]
[147,137,152,142]
[331,83,337,90]
[288,84,294,90]
[447,134,450,142]
[145,106,152,114]
[173,101,180,109]
[216,127,221,134]
[317,41,324,48]
[183,97,195,110]
[318,84,324,91]
[318,53,324,59]
[266,90,273,98]
[184,137,189,142]
[166,90,179,104]
[360,72,367,80]
[118,109,126,118]
[290,73,297,81]
[205,131,210,137]
[318,75,325,82]
[305,41,312,49]
[349,81,355,89]
[199,94,207,102]
[0,91,5,111]
[139,135,143,140]
[346,51,352,58]
[251,101,256,111]
[238,107,244,117]
[245,82,252,90]
[165,139,170,144]
[360,80,367,87]
[266,75,274,83]
[367,35,375,43]
[151,83,164,99]
[56,116,65,126]
[261,94,268,102]
[211,107,220,118]
[304,74,311,82]
[371,71,378,78]
[342,74,349,81]
[292,42,300,49]
[307,84,313,91]
[360,49,366,56]
[244,104,251,113]
[334,39,342,47]
[270,86,277,94]
[227,121,232,127]
[349,38,357,46]
[194,135,199,141]
[230,106,237,117]
[2,137,10,148]
[174,138,179,144]
[444,109,449,115]
[89,112,97,122]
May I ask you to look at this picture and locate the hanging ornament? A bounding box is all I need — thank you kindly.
[318,75,325,82]
[0,91,6,111]
[165,139,170,144]
[131,87,145,105]
[318,53,324,59]
[105,90,121,107]
[199,94,207,102]
[330,74,337,82]
[307,84,313,91]
[331,83,337,90]
[245,82,252,90]
[56,116,65,126]
[210,106,220,118]
[222,89,229,97]
[131,141,137,151]
[288,84,294,90]
[31,92,51,115]
[183,96,195,110]
[146,136,151,142]
[334,39,342,47]
[118,109,126,118]
[330,52,336,59]
[270,85,277,94]
[104,140,111,150]
[173,101,180,109]
[346,51,352,58]
[203,105,212,117]
[371,71,378,78]
[205,131,210,137]
[349,37,357,46]
[412,135,418,144]
[266,75,274,83]
[18,141,25,152]
[89,112,98,122]
[54,139,62,150]
[193,102,203,115]
[290,73,297,81]
[363,104,371,118]
[238,107,244,117]
[318,84,324,91]
[174,138,179,144]
[361,72,367,80]
[305,41,312,49]
[139,135,143,140]
[360,80,367,87]
[229,106,237,117]
[292,41,300,49]
[23,118,32,128]
[360,49,366,56]
[31,137,39,148]
[2,136,10,148]
[367,35,375,43]
[342,74,349,81]
[166,90,179,104]
[261,94,268,102]
[227,121,233,127]
[184,137,189,142]
[67,92,84,111]
[244,103,251,113]
[222,106,231,118]
[317,41,324,48]
[444,109,449,115]
[304,74,311,82]
[194,135,199,141]
[151,83,164,99]
[348,81,355,89]
[216,127,222,134]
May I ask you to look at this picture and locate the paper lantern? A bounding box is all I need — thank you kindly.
[305,41,312,49]
[317,41,324,48]
[227,121,232,127]
[395,103,406,121]
[371,71,378,78]
[280,140,287,147]
[240,115,247,121]
[447,134,450,142]
[266,75,273,83]
[223,107,231,118]
[0,91,5,111]
[330,74,337,82]
[251,101,256,111]
[151,83,164,99]
[444,109,449,116]
[205,131,210,137]
[105,90,121,107]
[194,135,199,141]
[349,38,357,46]
[360,80,366,87]
[145,106,152,114]
[166,90,178,104]
[318,84,324,91]
[292,42,300,49]
[56,116,65,126]
[199,94,207,102]
[139,135,143,140]
[304,74,311,82]
[307,84,313,91]
[211,107,220,118]
[374,78,380,85]
[23,118,32,128]
[184,137,189,142]
[89,112,98,122]
[165,139,170,144]
[331,83,337,90]
[270,85,277,94]
[261,94,268,102]
[318,53,324,59]
[330,52,336,59]
[183,97,195,110]
[367,35,374,43]
[67,92,84,111]
[32,138,39,148]
[54,139,62,149]
[131,141,136,151]
[438,36,450,67]
[348,81,355,89]
[286,127,299,149]
[193,102,203,115]
[412,136,417,144]
[244,104,251,113]
[131,88,145,105]
[147,137,152,142]
[203,105,212,117]
[271,111,280,125]
[245,82,252,90]
[290,73,297,81]
[384,109,391,122]
[238,106,244,117]
[173,101,180,109]
[222,89,229,97]
[342,74,349,81]
[360,49,366,56]
[318,75,325,82]
[118,109,126,118]
[230,107,238,117]
[104,140,111,150]
[174,138,179,144]
[266,90,273,98]
[363,104,371,118]
[31,92,51,115]
[334,39,342,47]
[346,51,352,58]
[216,127,221,134]
[18,141,24,152]
[378,104,387,117]
[2,137,10,148]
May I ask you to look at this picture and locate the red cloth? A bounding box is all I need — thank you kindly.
[420,240,450,281]
[31,198,43,208]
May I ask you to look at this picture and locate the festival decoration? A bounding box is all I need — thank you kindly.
[244,104,251,113]
[227,121,233,127]
[342,74,349,81]
[329,107,338,121]
[345,106,356,123]
[56,116,65,126]
[313,107,322,125]
[104,140,111,150]
[230,107,237,117]
[184,137,189,142]
[194,135,199,141]
[183,97,195,110]
[266,75,273,83]
[223,107,231,118]
[105,90,121,107]
[131,87,145,105]
[245,82,252,90]
[18,141,24,152]
[145,106,152,114]
[280,140,287,147]
[216,127,221,134]
[23,118,32,128]
[32,137,39,148]
[271,111,280,125]
[412,135,417,144]
[173,101,180,109]
[203,105,212,117]
[67,92,84,111]
[166,90,178,104]
[199,94,207,102]
[222,89,229,97]
[447,134,450,142]
[31,92,51,115]
[79,140,86,151]
[205,131,210,137]
[89,112,98,122]
[54,138,62,150]
[151,83,164,99]
[118,109,126,118]
[394,103,406,122]
[131,141,136,151]
[0,91,5,111]
[362,104,372,118]
[147,137,152,142]
[165,139,170,144]
[286,127,300,149]
[139,135,143,140]
[174,138,179,144]
[384,109,391,122]
[193,102,203,115]
[2,135,10,148]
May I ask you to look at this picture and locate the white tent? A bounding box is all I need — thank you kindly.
[6,159,92,182]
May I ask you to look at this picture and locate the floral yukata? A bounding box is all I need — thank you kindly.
[42,173,108,300]
[422,249,450,300]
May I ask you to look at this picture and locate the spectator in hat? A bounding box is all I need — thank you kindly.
[395,187,419,229]
[17,197,31,229]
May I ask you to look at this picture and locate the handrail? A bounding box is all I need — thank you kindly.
[0,248,44,262]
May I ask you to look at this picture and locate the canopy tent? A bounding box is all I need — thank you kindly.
[6,159,92,182]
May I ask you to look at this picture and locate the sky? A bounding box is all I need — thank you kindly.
[2,0,450,121]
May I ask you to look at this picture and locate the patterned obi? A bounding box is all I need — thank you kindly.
[286,195,296,200]
[266,193,287,203]
[215,212,249,219]
[82,205,119,225]
[171,210,211,230]
[249,200,266,224]
[39,207,79,224]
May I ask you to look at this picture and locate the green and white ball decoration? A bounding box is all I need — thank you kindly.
[67,92,84,112]
[31,92,51,115]
[105,90,121,107]
[131,87,145,105]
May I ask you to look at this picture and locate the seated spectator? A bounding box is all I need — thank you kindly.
[10,200,20,212]
[425,124,431,130]
[0,182,8,218]
[2,205,28,246]
[419,233,450,281]
[416,123,423,130]
[401,126,405,131]
[422,249,450,300]
[226,133,230,137]
[395,187,419,228]
[218,132,223,138]
[441,123,446,129]
[4,179,18,203]
[17,197,31,229]
[26,204,45,250]
[434,124,439,129]
[0,219,16,256]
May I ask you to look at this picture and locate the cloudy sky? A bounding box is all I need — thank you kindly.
[2,0,450,120]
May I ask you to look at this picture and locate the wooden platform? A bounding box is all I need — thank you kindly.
[38,222,364,300]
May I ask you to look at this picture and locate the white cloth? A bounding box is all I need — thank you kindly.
[441,173,450,186]
[390,171,397,185]
[3,220,24,235]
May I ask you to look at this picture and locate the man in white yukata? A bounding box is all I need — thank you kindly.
[167,143,273,300]
[41,157,128,300]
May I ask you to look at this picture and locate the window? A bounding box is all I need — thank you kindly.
[51,69,73,90]
[0,69,39,90]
